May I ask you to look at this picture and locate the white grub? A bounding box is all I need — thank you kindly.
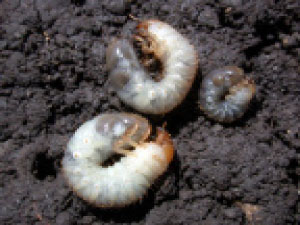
[199,66,256,123]
[106,20,198,114]
[62,113,174,207]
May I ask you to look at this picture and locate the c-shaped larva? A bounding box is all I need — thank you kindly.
[106,20,198,114]
[199,66,256,123]
[62,113,174,207]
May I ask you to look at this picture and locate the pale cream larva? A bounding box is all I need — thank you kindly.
[106,20,198,114]
[62,113,174,207]
[199,66,256,123]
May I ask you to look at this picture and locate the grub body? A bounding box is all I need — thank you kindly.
[106,20,198,114]
[199,66,256,123]
[62,113,174,207]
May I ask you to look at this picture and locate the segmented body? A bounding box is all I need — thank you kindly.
[62,113,174,207]
[106,20,198,114]
[199,66,256,123]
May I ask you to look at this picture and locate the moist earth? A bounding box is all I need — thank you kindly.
[0,0,299,225]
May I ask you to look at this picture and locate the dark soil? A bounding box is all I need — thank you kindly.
[0,0,299,224]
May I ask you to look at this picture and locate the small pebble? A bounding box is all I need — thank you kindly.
[105,0,129,15]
